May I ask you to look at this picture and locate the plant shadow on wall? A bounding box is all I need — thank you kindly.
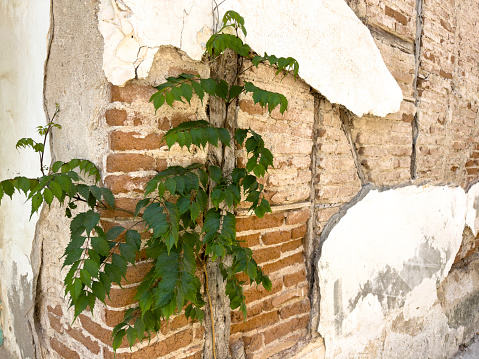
[0,11,299,358]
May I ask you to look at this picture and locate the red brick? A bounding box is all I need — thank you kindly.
[281,238,303,253]
[279,299,311,319]
[160,315,189,335]
[262,230,292,245]
[105,285,139,308]
[283,269,307,287]
[244,279,283,304]
[47,304,63,316]
[231,311,279,334]
[439,69,453,80]
[285,208,310,225]
[239,99,266,116]
[292,224,307,239]
[253,246,281,264]
[194,325,205,339]
[236,212,284,232]
[100,197,139,218]
[107,153,155,173]
[122,261,153,285]
[232,302,263,324]
[384,6,408,26]
[262,251,304,275]
[105,109,128,126]
[66,327,101,354]
[50,337,80,359]
[110,131,163,151]
[243,334,263,352]
[105,308,126,327]
[104,175,150,194]
[263,315,309,345]
[111,83,156,103]
[48,312,64,334]
[156,158,168,172]
[237,233,261,247]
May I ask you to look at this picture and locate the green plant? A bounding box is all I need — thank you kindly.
[0,10,299,357]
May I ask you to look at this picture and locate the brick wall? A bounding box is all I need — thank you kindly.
[38,2,479,358]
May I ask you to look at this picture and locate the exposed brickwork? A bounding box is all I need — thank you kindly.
[39,3,479,358]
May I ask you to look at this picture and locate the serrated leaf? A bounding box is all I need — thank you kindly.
[101,187,115,208]
[31,192,43,215]
[2,180,14,198]
[191,81,204,101]
[200,78,217,95]
[125,230,141,251]
[83,210,100,233]
[106,226,125,242]
[215,80,229,100]
[92,281,106,303]
[165,91,175,106]
[165,177,176,194]
[17,177,31,194]
[234,128,248,146]
[228,85,244,100]
[83,259,100,278]
[80,268,92,287]
[112,329,126,351]
[43,188,53,205]
[120,243,137,264]
[209,166,222,183]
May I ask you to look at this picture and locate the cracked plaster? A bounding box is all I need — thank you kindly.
[317,183,479,359]
[98,0,402,117]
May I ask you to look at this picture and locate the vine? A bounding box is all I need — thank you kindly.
[0,11,299,357]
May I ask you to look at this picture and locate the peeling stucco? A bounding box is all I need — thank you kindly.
[317,184,479,359]
[98,0,402,117]
[0,1,51,358]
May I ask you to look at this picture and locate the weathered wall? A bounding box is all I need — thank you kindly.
[0,1,51,358]
[2,0,479,359]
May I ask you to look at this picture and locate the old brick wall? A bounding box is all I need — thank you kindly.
[36,1,479,359]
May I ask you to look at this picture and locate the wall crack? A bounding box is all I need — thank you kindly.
[411,0,424,180]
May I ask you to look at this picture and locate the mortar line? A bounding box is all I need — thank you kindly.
[411,0,424,180]
[338,108,367,186]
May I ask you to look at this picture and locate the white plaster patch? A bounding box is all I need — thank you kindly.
[466,182,479,236]
[317,185,468,359]
[98,0,402,117]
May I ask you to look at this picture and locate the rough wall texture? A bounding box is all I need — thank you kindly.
[3,0,479,359]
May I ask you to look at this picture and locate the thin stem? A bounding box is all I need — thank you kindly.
[203,263,216,359]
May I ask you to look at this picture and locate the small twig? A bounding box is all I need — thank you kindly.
[203,263,217,359]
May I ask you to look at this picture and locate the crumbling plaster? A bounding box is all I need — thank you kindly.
[317,184,479,359]
[0,1,51,358]
[98,0,402,117]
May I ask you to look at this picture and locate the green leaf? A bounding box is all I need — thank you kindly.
[120,243,137,264]
[125,230,141,251]
[190,201,201,222]
[31,192,43,215]
[234,129,248,146]
[17,177,31,194]
[215,80,229,100]
[92,281,106,303]
[209,166,222,183]
[2,181,14,198]
[83,259,100,278]
[106,226,125,242]
[191,81,204,102]
[229,85,244,100]
[177,196,190,215]
[126,326,137,348]
[112,329,126,351]
[43,188,53,206]
[101,187,115,208]
[80,268,92,287]
[165,177,176,194]
[83,210,100,233]
[180,84,193,104]
[165,91,175,106]
[91,237,110,257]
[200,78,217,95]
